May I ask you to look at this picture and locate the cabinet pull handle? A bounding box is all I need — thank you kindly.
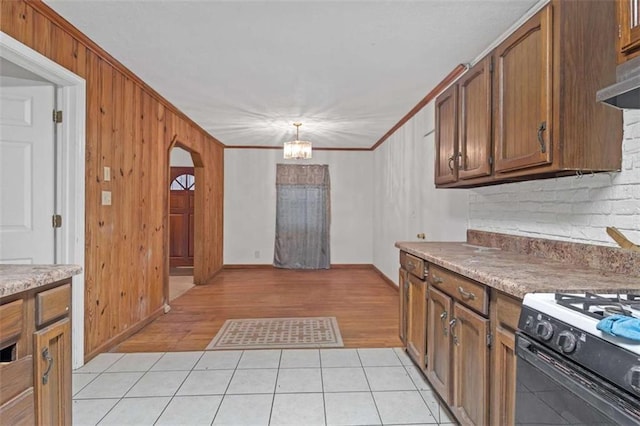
[42,347,53,385]
[537,121,547,153]
[449,318,459,346]
[440,311,448,336]
[457,286,476,301]
[406,262,416,271]
[448,155,455,171]
[432,275,443,285]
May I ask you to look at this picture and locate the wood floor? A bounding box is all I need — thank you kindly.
[114,267,402,352]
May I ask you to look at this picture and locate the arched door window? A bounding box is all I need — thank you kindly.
[170,173,195,190]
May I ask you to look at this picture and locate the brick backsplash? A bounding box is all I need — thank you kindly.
[468,110,640,246]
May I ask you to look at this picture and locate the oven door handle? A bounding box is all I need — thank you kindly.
[515,333,640,424]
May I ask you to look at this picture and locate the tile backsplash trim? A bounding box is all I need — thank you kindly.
[467,229,640,277]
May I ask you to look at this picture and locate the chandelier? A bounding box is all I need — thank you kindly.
[283,122,312,159]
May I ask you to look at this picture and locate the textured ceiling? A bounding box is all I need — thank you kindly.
[45,0,539,149]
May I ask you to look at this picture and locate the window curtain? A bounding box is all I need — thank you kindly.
[273,164,330,269]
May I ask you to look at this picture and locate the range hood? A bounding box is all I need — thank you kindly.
[597,55,640,109]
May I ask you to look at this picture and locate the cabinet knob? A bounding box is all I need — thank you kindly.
[537,121,547,153]
[449,318,459,345]
[440,311,449,337]
[457,286,476,301]
[42,347,54,385]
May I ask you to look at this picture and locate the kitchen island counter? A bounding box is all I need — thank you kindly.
[0,264,82,298]
[396,241,638,298]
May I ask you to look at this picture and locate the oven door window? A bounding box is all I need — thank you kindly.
[515,333,640,425]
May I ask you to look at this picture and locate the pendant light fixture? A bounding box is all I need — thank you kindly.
[283,122,312,159]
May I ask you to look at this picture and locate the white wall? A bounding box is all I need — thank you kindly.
[170,146,194,166]
[224,149,374,264]
[372,102,470,283]
[469,110,640,245]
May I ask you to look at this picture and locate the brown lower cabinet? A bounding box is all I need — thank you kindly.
[399,252,428,370]
[0,279,72,426]
[401,252,522,426]
[452,302,489,425]
[406,273,427,370]
[398,267,408,346]
[426,286,453,402]
[490,291,522,425]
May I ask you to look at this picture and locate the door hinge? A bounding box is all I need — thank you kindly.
[53,110,63,123]
[52,214,62,228]
[489,57,494,73]
[486,333,492,348]
[488,156,493,165]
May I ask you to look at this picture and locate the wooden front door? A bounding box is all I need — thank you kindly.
[169,167,195,268]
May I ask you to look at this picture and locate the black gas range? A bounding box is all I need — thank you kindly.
[515,292,640,425]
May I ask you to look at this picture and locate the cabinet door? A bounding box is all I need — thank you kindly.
[494,6,553,173]
[458,57,492,180]
[426,286,453,404]
[34,318,71,426]
[452,303,489,426]
[406,275,427,370]
[620,0,640,55]
[398,268,408,345]
[435,84,458,185]
[491,327,517,426]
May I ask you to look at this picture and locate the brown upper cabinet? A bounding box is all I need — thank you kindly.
[494,7,553,174]
[458,57,493,180]
[435,1,622,188]
[619,0,640,59]
[434,58,492,186]
[434,85,458,185]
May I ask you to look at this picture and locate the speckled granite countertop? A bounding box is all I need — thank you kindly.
[396,242,639,299]
[0,264,82,298]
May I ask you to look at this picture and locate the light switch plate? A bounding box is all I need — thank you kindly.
[103,166,111,182]
[101,191,112,206]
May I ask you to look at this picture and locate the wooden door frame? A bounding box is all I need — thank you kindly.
[1,32,86,369]
[165,142,203,309]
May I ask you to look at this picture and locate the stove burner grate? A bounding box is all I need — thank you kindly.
[555,292,640,320]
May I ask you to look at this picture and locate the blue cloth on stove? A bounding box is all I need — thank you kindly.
[596,314,640,341]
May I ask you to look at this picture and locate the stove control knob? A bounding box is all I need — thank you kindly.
[627,366,640,394]
[536,321,554,341]
[557,331,577,354]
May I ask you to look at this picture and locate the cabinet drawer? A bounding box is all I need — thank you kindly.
[0,299,23,346]
[0,388,34,426]
[36,283,71,327]
[495,292,522,331]
[401,253,426,279]
[0,356,33,406]
[429,265,488,315]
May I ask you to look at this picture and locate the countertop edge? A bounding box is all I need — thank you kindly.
[0,264,83,299]
[396,242,639,300]
[397,243,530,298]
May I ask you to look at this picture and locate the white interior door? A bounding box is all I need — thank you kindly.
[0,82,55,264]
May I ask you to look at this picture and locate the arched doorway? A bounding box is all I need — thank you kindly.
[166,144,201,304]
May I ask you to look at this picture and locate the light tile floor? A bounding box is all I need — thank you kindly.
[73,348,458,426]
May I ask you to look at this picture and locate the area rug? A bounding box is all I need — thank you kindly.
[205,317,343,350]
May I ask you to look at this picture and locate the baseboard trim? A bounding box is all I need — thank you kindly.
[222,264,374,270]
[372,265,398,291]
[84,305,165,363]
[223,264,273,269]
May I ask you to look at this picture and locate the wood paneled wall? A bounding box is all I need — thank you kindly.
[1,0,224,360]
